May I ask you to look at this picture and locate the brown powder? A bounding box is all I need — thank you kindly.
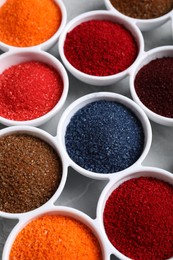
[0,134,62,213]
[110,0,173,19]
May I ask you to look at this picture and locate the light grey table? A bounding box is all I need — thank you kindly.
[0,0,173,259]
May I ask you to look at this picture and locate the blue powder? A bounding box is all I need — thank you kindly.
[65,100,144,174]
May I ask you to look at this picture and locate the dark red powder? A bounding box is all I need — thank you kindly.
[0,61,63,121]
[103,177,173,260]
[134,57,173,118]
[64,20,138,76]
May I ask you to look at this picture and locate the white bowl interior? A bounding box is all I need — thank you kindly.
[0,0,6,7]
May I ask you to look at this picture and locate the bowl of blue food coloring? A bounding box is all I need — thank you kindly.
[57,92,152,180]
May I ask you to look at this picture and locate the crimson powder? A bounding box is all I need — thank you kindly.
[103,176,173,260]
[134,57,173,118]
[64,20,138,76]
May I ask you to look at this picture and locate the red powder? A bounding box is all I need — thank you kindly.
[64,20,138,76]
[103,177,173,260]
[134,57,173,118]
[0,61,63,121]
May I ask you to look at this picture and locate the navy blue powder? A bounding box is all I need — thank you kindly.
[65,100,144,174]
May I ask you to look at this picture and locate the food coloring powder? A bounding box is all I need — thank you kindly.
[64,20,138,76]
[0,134,62,213]
[103,176,173,260]
[65,100,144,173]
[0,61,63,121]
[10,215,102,259]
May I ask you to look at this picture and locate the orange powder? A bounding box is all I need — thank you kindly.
[10,215,102,260]
[0,0,62,47]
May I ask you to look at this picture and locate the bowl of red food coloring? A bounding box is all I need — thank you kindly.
[130,46,173,126]
[0,50,69,127]
[104,0,173,31]
[0,0,67,52]
[2,206,108,260]
[58,10,144,86]
[97,166,173,260]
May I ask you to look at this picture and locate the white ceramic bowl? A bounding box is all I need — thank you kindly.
[104,0,173,31]
[97,166,173,260]
[0,0,67,52]
[58,10,144,86]
[130,46,173,126]
[2,206,109,260]
[171,13,173,40]
[0,50,69,127]
[0,125,68,219]
[57,92,152,180]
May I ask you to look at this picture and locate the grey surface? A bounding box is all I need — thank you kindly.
[0,0,173,259]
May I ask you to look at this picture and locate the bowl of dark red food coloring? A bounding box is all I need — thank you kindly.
[58,10,144,86]
[3,207,107,260]
[104,0,173,31]
[0,126,68,218]
[97,167,173,260]
[130,46,173,126]
[0,50,69,127]
[57,92,152,180]
[0,0,67,52]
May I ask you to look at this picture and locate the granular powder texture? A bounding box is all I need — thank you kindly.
[64,20,138,76]
[0,61,63,121]
[10,215,102,260]
[104,177,173,260]
[134,57,173,118]
[65,100,144,173]
[110,0,173,19]
[0,134,62,213]
[0,0,62,47]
